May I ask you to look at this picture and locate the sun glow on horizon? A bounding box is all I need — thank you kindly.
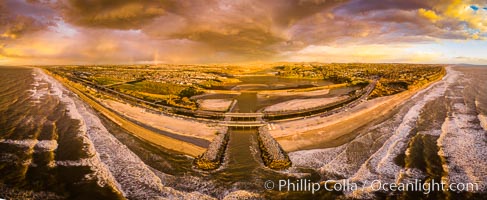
[0,0,486,66]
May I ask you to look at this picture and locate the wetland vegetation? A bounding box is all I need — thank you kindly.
[46,63,445,111]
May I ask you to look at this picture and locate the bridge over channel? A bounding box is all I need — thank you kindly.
[222,113,266,127]
[65,73,376,127]
[220,121,267,127]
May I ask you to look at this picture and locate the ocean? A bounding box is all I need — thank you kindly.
[0,66,485,199]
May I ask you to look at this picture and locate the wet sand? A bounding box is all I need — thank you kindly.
[270,73,446,152]
[44,69,206,157]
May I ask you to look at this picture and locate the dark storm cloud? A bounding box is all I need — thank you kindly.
[171,27,283,58]
[56,0,170,29]
[52,0,483,59]
[2,0,486,64]
[0,0,53,40]
[167,0,349,58]
[0,15,44,39]
[335,0,436,13]
[55,0,348,57]
[288,0,482,48]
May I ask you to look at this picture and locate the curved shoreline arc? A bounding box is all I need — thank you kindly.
[272,66,447,152]
[41,68,206,157]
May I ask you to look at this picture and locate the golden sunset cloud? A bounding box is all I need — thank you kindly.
[0,0,486,65]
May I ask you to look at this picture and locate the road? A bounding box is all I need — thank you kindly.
[65,72,377,124]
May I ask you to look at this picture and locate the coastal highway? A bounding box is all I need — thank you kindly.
[319,79,377,118]
[65,72,377,125]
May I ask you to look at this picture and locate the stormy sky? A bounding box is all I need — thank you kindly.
[1,0,486,65]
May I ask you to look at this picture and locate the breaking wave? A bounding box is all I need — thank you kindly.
[343,68,455,198]
[36,68,211,199]
[437,74,487,192]
[289,67,487,198]
[476,99,487,131]
[34,69,124,195]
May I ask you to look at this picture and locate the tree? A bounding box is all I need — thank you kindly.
[179,86,200,98]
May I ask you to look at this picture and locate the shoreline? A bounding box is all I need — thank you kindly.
[40,65,446,156]
[42,68,206,157]
[272,67,447,152]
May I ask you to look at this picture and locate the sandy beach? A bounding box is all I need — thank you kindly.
[44,70,207,157]
[270,74,446,152]
[101,99,224,141]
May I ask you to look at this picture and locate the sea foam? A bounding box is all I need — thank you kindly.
[36,68,212,199]
[437,74,487,192]
[289,67,469,199]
